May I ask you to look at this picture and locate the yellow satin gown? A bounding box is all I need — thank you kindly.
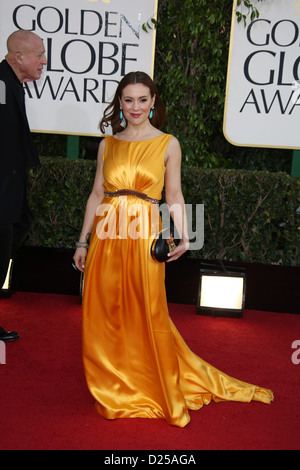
[82,134,273,428]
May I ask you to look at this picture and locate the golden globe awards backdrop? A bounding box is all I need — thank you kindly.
[224,0,300,149]
[0,0,157,135]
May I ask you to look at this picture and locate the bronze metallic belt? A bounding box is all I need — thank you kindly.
[104,189,160,204]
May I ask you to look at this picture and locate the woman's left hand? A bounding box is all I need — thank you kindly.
[166,240,189,262]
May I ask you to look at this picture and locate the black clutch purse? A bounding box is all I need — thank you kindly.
[151,228,182,263]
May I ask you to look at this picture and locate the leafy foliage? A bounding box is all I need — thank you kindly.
[235,0,262,26]
[26,158,300,266]
[181,166,300,265]
[154,0,229,166]
[27,158,94,248]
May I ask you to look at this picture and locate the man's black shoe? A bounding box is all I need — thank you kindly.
[0,327,19,342]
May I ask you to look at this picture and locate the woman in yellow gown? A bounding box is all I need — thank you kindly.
[73,72,273,428]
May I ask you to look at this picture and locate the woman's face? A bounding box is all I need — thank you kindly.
[119,83,155,125]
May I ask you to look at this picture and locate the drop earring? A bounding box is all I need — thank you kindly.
[119,106,126,128]
[149,106,154,119]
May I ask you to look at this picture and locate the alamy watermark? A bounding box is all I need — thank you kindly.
[0,341,5,365]
[95,200,204,250]
[291,340,300,365]
[291,80,300,104]
[0,80,6,105]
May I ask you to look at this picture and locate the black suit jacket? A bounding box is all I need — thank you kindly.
[0,59,40,224]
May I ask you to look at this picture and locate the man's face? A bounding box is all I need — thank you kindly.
[19,37,47,82]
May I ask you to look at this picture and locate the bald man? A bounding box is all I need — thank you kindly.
[0,30,47,341]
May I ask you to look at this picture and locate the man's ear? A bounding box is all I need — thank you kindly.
[15,51,23,64]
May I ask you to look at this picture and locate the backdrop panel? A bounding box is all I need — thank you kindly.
[0,0,157,136]
[224,0,300,149]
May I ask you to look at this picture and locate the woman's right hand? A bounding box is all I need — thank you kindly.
[73,247,87,272]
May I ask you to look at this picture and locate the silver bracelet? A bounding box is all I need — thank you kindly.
[76,241,89,249]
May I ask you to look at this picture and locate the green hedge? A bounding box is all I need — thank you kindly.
[27,157,300,266]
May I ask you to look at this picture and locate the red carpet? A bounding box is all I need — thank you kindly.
[0,292,299,450]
